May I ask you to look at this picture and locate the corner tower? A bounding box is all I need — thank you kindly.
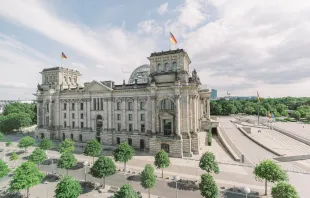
[147,49,191,84]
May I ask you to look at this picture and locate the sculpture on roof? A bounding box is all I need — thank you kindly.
[192,69,201,85]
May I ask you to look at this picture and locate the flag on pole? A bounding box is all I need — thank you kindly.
[170,32,177,45]
[257,91,260,102]
[61,52,67,59]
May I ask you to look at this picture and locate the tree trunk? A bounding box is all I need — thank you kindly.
[67,169,69,175]
[162,169,164,178]
[148,188,150,198]
[265,179,267,195]
[93,156,94,164]
[103,177,106,189]
[124,162,126,172]
[26,188,29,198]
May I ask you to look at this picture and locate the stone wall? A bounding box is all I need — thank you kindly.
[190,132,199,155]
[149,137,183,158]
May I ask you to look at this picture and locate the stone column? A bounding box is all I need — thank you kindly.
[37,102,41,126]
[110,97,115,130]
[107,98,112,130]
[145,98,149,133]
[189,96,193,131]
[122,98,126,130]
[87,99,91,129]
[207,98,210,119]
[175,95,181,136]
[133,97,138,130]
[97,98,99,111]
[49,98,52,126]
[191,96,195,132]
[151,96,156,133]
[55,97,60,127]
[104,99,108,129]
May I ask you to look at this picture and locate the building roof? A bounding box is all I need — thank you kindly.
[150,49,185,57]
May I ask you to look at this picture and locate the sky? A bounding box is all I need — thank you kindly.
[0,0,310,100]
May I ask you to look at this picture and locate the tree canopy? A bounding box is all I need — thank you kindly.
[254,159,288,195]
[90,156,116,188]
[199,174,218,198]
[154,150,170,178]
[0,160,10,178]
[54,175,82,198]
[58,138,75,153]
[10,152,18,161]
[140,164,156,197]
[114,184,141,198]
[28,148,47,166]
[9,162,44,196]
[57,152,77,174]
[38,138,53,150]
[18,136,35,152]
[199,152,220,174]
[84,139,102,163]
[271,182,299,198]
[113,142,135,171]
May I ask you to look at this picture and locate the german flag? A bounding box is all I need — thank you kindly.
[61,52,67,59]
[257,91,260,102]
[170,32,177,45]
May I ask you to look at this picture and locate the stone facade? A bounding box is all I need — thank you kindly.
[35,49,211,158]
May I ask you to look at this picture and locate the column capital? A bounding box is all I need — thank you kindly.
[174,95,181,100]
[150,96,157,100]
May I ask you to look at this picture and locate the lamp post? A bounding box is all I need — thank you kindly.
[83,161,89,182]
[173,175,180,198]
[242,186,251,198]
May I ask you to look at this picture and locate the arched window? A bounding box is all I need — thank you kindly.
[165,62,169,71]
[96,115,103,132]
[173,62,177,71]
[117,137,120,145]
[157,63,162,72]
[161,99,174,110]
[161,143,170,153]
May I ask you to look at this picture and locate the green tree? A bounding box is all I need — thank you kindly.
[254,159,288,196]
[0,160,10,178]
[199,174,218,198]
[114,184,140,198]
[199,152,219,174]
[57,152,77,174]
[140,164,156,198]
[291,111,301,121]
[154,150,170,178]
[9,162,44,198]
[6,141,12,147]
[271,182,299,198]
[84,139,102,163]
[0,131,3,140]
[113,142,135,172]
[90,156,116,188]
[305,113,310,122]
[10,152,19,168]
[54,175,82,198]
[38,138,53,150]
[28,148,47,167]
[58,138,75,153]
[18,136,35,153]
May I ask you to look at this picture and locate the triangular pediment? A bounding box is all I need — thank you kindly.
[82,81,112,92]
[159,110,175,117]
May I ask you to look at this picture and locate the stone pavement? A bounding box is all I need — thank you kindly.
[274,122,310,141]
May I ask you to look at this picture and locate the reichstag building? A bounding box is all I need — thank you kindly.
[35,49,212,158]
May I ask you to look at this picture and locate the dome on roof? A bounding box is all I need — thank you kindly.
[128,64,150,84]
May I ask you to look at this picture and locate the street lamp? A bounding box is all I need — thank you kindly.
[241,186,251,198]
[173,175,180,198]
[83,161,89,182]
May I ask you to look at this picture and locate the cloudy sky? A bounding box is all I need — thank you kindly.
[0,0,310,100]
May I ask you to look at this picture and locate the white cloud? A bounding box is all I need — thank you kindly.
[137,20,164,35]
[157,3,168,15]
[72,62,86,69]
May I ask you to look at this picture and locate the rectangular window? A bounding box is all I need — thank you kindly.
[80,103,84,110]
[72,121,75,128]
[101,98,103,110]
[93,98,96,110]
[79,134,82,141]
[64,121,67,128]
[129,124,133,132]
[64,113,66,119]
[140,114,145,121]
[46,103,49,112]
[72,113,75,119]
[81,113,84,119]
[128,101,133,110]
[117,102,121,110]
[81,122,84,129]
[117,114,121,120]
[64,103,67,110]
[117,123,121,131]
[72,103,75,110]
[140,101,144,110]
[141,124,145,132]
[129,114,133,121]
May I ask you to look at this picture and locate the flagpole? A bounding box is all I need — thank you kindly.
[257,103,260,125]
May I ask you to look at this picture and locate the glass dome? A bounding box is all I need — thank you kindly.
[128,64,150,84]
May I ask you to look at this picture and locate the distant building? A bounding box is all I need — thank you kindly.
[210,89,217,100]
[221,96,257,101]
